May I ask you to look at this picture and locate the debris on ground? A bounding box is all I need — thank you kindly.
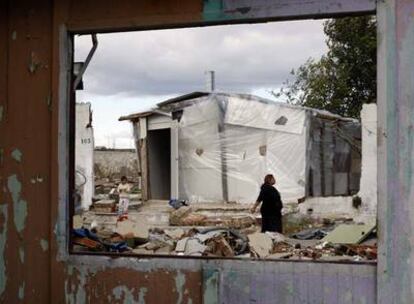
[91,199,116,213]
[248,232,273,258]
[290,228,328,240]
[115,219,149,242]
[321,223,376,244]
[169,206,192,225]
[73,196,377,261]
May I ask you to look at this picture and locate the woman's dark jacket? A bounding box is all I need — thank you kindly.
[257,184,283,217]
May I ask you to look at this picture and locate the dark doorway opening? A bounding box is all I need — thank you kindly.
[148,128,171,200]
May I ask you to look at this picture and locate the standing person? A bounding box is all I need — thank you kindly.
[117,176,131,216]
[250,174,283,233]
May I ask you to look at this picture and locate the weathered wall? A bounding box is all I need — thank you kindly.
[0,1,53,303]
[4,0,414,303]
[75,103,94,210]
[94,149,139,179]
[377,0,414,303]
[298,196,357,218]
[298,103,378,222]
[357,103,377,223]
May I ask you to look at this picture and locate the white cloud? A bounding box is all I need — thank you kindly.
[75,19,328,148]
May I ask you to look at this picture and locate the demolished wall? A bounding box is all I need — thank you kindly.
[299,103,377,222]
[356,103,377,223]
[94,148,139,180]
[75,103,94,210]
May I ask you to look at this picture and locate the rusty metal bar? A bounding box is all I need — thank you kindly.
[73,34,97,91]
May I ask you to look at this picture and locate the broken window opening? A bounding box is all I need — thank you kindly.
[70,20,377,263]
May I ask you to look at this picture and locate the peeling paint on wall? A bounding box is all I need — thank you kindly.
[0,204,8,296]
[112,285,139,303]
[19,246,24,263]
[18,282,25,300]
[203,269,218,304]
[138,287,148,304]
[7,175,27,233]
[175,272,186,304]
[40,239,49,252]
[203,0,231,22]
[11,149,22,163]
[65,266,88,304]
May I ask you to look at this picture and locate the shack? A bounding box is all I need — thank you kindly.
[120,92,361,204]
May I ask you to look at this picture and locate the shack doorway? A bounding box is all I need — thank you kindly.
[147,128,171,200]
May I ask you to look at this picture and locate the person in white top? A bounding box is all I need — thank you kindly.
[116,176,131,215]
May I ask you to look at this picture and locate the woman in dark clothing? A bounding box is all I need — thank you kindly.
[250,174,283,233]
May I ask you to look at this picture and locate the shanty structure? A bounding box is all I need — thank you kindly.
[1,1,414,303]
[120,92,361,203]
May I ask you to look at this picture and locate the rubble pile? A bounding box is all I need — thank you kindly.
[72,212,377,261]
[74,196,376,261]
[169,206,256,229]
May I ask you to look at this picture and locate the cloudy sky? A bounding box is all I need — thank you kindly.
[75,19,328,148]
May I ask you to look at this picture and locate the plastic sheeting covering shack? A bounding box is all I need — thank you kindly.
[120,93,361,204]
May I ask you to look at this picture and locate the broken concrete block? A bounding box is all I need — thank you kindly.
[155,246,173,255]
[132,248,153,255]
[143,242,162,251]
[175,237,189,253]
[115,219,149,241]
[169,206,192,225]
[146,234,175,251]
[265,232,286,243]
[247,232,273,258]
[93,199,116,213]
[206,236,234,257]
[180,213,207,226]
[224,216,256,229]
[164,228,185,240]
[195,230,225,243]
[185,239,207,256]
[73,215,83,229]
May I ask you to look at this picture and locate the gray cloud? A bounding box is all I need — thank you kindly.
[75,20,327,98]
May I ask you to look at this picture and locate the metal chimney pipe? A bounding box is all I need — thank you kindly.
[205,70,215,92]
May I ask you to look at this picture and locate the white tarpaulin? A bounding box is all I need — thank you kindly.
[176,94,307,204]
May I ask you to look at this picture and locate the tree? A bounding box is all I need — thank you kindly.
[274,16,376,118]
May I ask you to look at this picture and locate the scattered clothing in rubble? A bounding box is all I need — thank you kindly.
[169,199,188,209]
[290,228,328,240]
[72,228,129,253]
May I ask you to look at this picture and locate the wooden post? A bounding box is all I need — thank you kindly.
[137,117,149,201]
[377,1,414,302]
